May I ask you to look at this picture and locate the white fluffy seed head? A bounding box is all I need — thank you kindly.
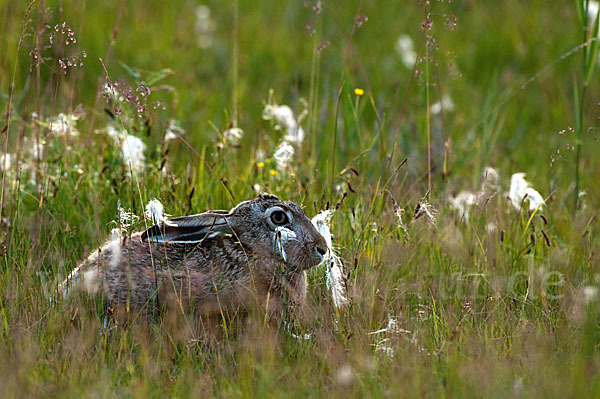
[0,153,13,171]
[115,205,139,233]
[449,191,477,223]
[121,134,146,172]
[395,34,416,69]
[263,104,296,131]
[311,210,349,309]
[165,119,185,142]
[583,286,599,304]
[145,199,167,223]
[509,173,544,212]
[524,187,545,211]
[48,113,81,137]
[223,127,244,146]
[106,125,147,173]
[284,126,305,146]
[430,94,454,115]
[326,254,349,309]
[481,166,500,192]
[273,141,295,169]
[311,210,334,249]
[195,5,216,48]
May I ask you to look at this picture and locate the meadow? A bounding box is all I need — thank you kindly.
[1,0,600,397]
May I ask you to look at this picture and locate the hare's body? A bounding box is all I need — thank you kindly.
[63,194,326,318]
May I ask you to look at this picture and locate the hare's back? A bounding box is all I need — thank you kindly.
[103,232,258,310]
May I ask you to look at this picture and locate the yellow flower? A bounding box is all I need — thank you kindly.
[257,162,265,168]
[354,88,364,96]
[269,169,278,176]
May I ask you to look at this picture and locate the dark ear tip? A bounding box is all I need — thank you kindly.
[141,224,162,242]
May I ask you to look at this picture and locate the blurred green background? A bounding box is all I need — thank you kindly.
[2,0,594,189]
[1,0,600,397]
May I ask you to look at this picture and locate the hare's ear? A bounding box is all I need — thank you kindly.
[141,211,233,243]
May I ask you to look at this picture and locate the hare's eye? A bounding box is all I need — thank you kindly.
[270,210,289,225]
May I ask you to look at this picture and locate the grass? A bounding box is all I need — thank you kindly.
[1,0,600,397]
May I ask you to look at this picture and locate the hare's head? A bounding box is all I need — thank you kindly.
[142,194,328,272]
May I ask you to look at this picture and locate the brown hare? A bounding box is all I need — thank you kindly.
[61,194,328,319]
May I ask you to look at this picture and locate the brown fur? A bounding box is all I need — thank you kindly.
[62,194,327,322]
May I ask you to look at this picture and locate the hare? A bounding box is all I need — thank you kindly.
[62,194,328,320]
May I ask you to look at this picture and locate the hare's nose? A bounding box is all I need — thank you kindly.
[316,245,327,256]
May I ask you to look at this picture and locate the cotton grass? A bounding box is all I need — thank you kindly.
[509,173,545,212]
[262,93,307,170]
[107,125,147,173]
[395,34,417,69]
[449,167,544,221]
[312,210,349,310]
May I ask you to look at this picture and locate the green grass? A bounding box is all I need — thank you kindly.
[1,0,600,397]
